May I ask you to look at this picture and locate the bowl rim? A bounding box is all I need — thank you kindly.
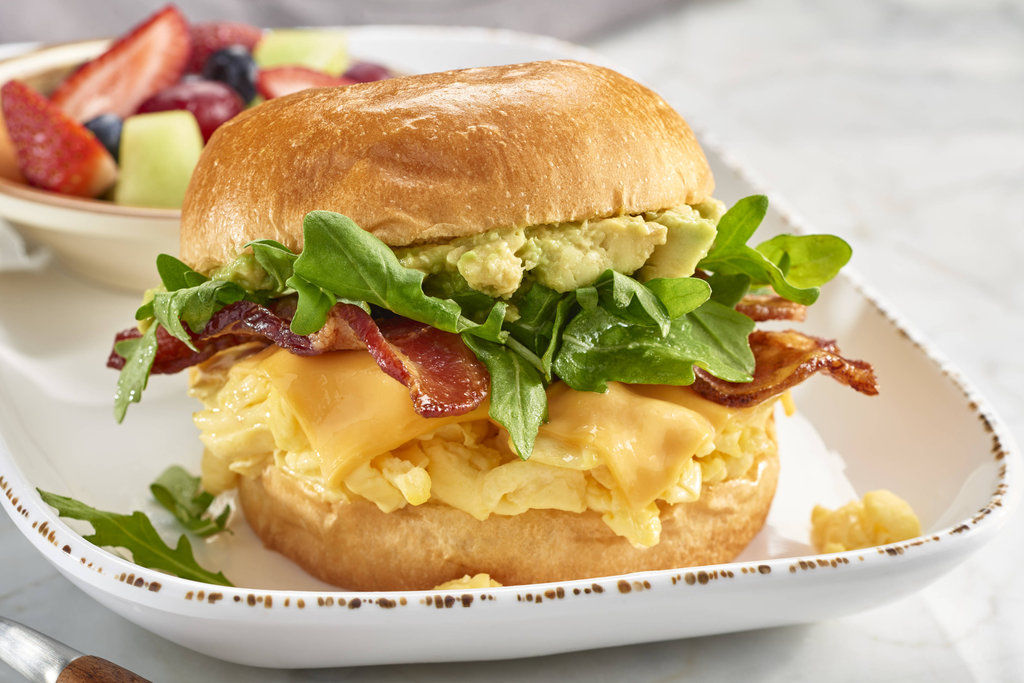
[0,38,180,219]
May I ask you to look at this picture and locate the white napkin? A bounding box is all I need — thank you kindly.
[0,218,49,272]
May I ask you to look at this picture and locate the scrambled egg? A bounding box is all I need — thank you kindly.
[192,347,779,548]
[396,201,722,297]
[435,574,503,590]
[811,490,921,553]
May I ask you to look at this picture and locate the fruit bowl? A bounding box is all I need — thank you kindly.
[0,40,180,291]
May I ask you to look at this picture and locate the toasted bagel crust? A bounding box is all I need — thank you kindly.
[237,426,778,590]
[180,60,713,272]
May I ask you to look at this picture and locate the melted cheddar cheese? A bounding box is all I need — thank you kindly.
[811,490,921,553]
[191,347,779,547]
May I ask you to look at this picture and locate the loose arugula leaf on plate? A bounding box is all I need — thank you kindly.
[150,466,230,537]
[553,300,755,393]
[462,335,548,460]
[38,489,233,586]
[113,323,158,423]
[293,211,505,342]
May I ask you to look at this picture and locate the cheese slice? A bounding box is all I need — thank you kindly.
[535,383,716,510]
[257,348,488,487]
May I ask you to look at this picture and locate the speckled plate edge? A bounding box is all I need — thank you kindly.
[0,23,1019,627]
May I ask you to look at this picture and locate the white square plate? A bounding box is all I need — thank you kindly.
[0,26,1018,668]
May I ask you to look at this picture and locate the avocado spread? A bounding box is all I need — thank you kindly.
[397,200,724,297]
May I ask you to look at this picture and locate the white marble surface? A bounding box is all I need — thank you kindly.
[2,0,1023,680]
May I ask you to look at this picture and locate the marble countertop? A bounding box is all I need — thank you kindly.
[2,0,1022,680]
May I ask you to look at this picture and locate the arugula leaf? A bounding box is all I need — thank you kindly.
[150,466,230,537]
[461,336,548,460]
[156,254,208,291]
[505,282,578,381]
[150,280,246,350]
[422,271,500,322]
[697,195,850,306]
[709,195,769,252]
[113,323,158,423]
[553,300,755,392]
[705,272,751,307]
[644,277,711,318]
[540,295,576,379]
[575,285,599,311]
[756,234,852,288]
[593,270,670,335]
[286,275,338,335]
[292,211,504,341]
[38,489,232,586]
[248,239,298,291]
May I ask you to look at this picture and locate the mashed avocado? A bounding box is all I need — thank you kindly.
[397,201,723,297]
[210,252,276,291]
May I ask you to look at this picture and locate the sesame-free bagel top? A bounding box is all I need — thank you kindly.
[180,60,713,273]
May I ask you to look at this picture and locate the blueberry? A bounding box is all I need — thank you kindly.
[202,45,258,103]
[83,114,122,162]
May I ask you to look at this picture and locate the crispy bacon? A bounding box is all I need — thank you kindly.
[352,312,489,417]
[107,325,250,374]
[736,295,807,322]
[692,329,878,407]
[107,301,488,417]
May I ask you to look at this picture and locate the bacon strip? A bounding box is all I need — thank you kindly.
[736,295,807,322]
[692,329,878,407]
[342,311,489,417]
[107,301,488,417]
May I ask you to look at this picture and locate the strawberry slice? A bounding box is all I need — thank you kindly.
[51,5,190,122]
[1,80,117,197]
[0,112,24,182]
[257,67,354,100]
[187,21,263,73]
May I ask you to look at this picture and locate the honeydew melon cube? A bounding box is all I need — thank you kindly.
[254,29,349,76]
[113,111,203,209]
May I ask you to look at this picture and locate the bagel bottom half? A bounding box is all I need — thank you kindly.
[237,420,779,590]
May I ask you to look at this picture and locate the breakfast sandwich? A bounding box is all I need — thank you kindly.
[107,60,878,589]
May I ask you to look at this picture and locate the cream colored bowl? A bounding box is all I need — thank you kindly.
[0,40,179,291]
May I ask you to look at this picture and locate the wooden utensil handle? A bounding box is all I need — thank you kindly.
[56,655,150,682]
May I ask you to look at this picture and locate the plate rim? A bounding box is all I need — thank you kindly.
[0,23,1019,617]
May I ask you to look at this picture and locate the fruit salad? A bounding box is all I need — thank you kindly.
[0,5,394,208]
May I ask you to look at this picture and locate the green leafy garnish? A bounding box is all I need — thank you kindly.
[112,195,853,460]
[38,489,232,586]
[150,466,230,537]
[593,270,672,335]
[113,323,158,423]
[291,211,505,341]
[461,335,548,459]
[697,195,850,306]
[643,277,711,319]
[553,300,754,392]
[756,234,852,288]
